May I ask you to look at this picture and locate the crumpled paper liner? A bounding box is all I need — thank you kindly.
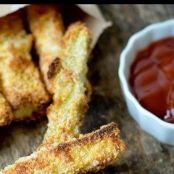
[0,4,112,48]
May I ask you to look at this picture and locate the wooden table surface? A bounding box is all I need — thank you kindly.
[1,4,174,174]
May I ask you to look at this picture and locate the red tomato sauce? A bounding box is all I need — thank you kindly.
[129,37,174,123]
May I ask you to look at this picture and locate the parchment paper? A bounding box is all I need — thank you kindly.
[0,4,112,48]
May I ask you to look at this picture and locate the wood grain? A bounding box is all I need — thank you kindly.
[1,4,174,174]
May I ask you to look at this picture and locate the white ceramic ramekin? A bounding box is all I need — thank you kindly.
[119,19,174,145]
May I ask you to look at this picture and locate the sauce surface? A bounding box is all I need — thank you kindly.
[129,37,174,123]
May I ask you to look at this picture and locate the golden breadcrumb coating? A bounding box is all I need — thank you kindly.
[27,5,64,94]
[1,123,125,174]
[0,12,50,121]
[0,93,13,126]
[42,22,92,145]
[0,10,125,174]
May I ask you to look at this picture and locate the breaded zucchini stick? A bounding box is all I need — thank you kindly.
[27,5,64,94]
[0,93,13,126]
[0,13,50,120]
[1,123,125,174]
[28,6,91,145]
[42,22,92,145]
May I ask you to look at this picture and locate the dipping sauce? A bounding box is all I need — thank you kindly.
[129,37,174,123]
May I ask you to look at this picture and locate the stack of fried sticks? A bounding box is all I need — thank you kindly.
[0,10,50,126]
[0,5,125,174]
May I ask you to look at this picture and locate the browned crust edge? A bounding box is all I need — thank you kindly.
[49,122,123,152]
[47,57,62,79]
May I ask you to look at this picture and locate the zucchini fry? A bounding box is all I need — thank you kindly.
[0,93,13,126]
[1,123,125,174]
[0,13,50,121]
[42,22,92,145]
[27,5,64,94]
